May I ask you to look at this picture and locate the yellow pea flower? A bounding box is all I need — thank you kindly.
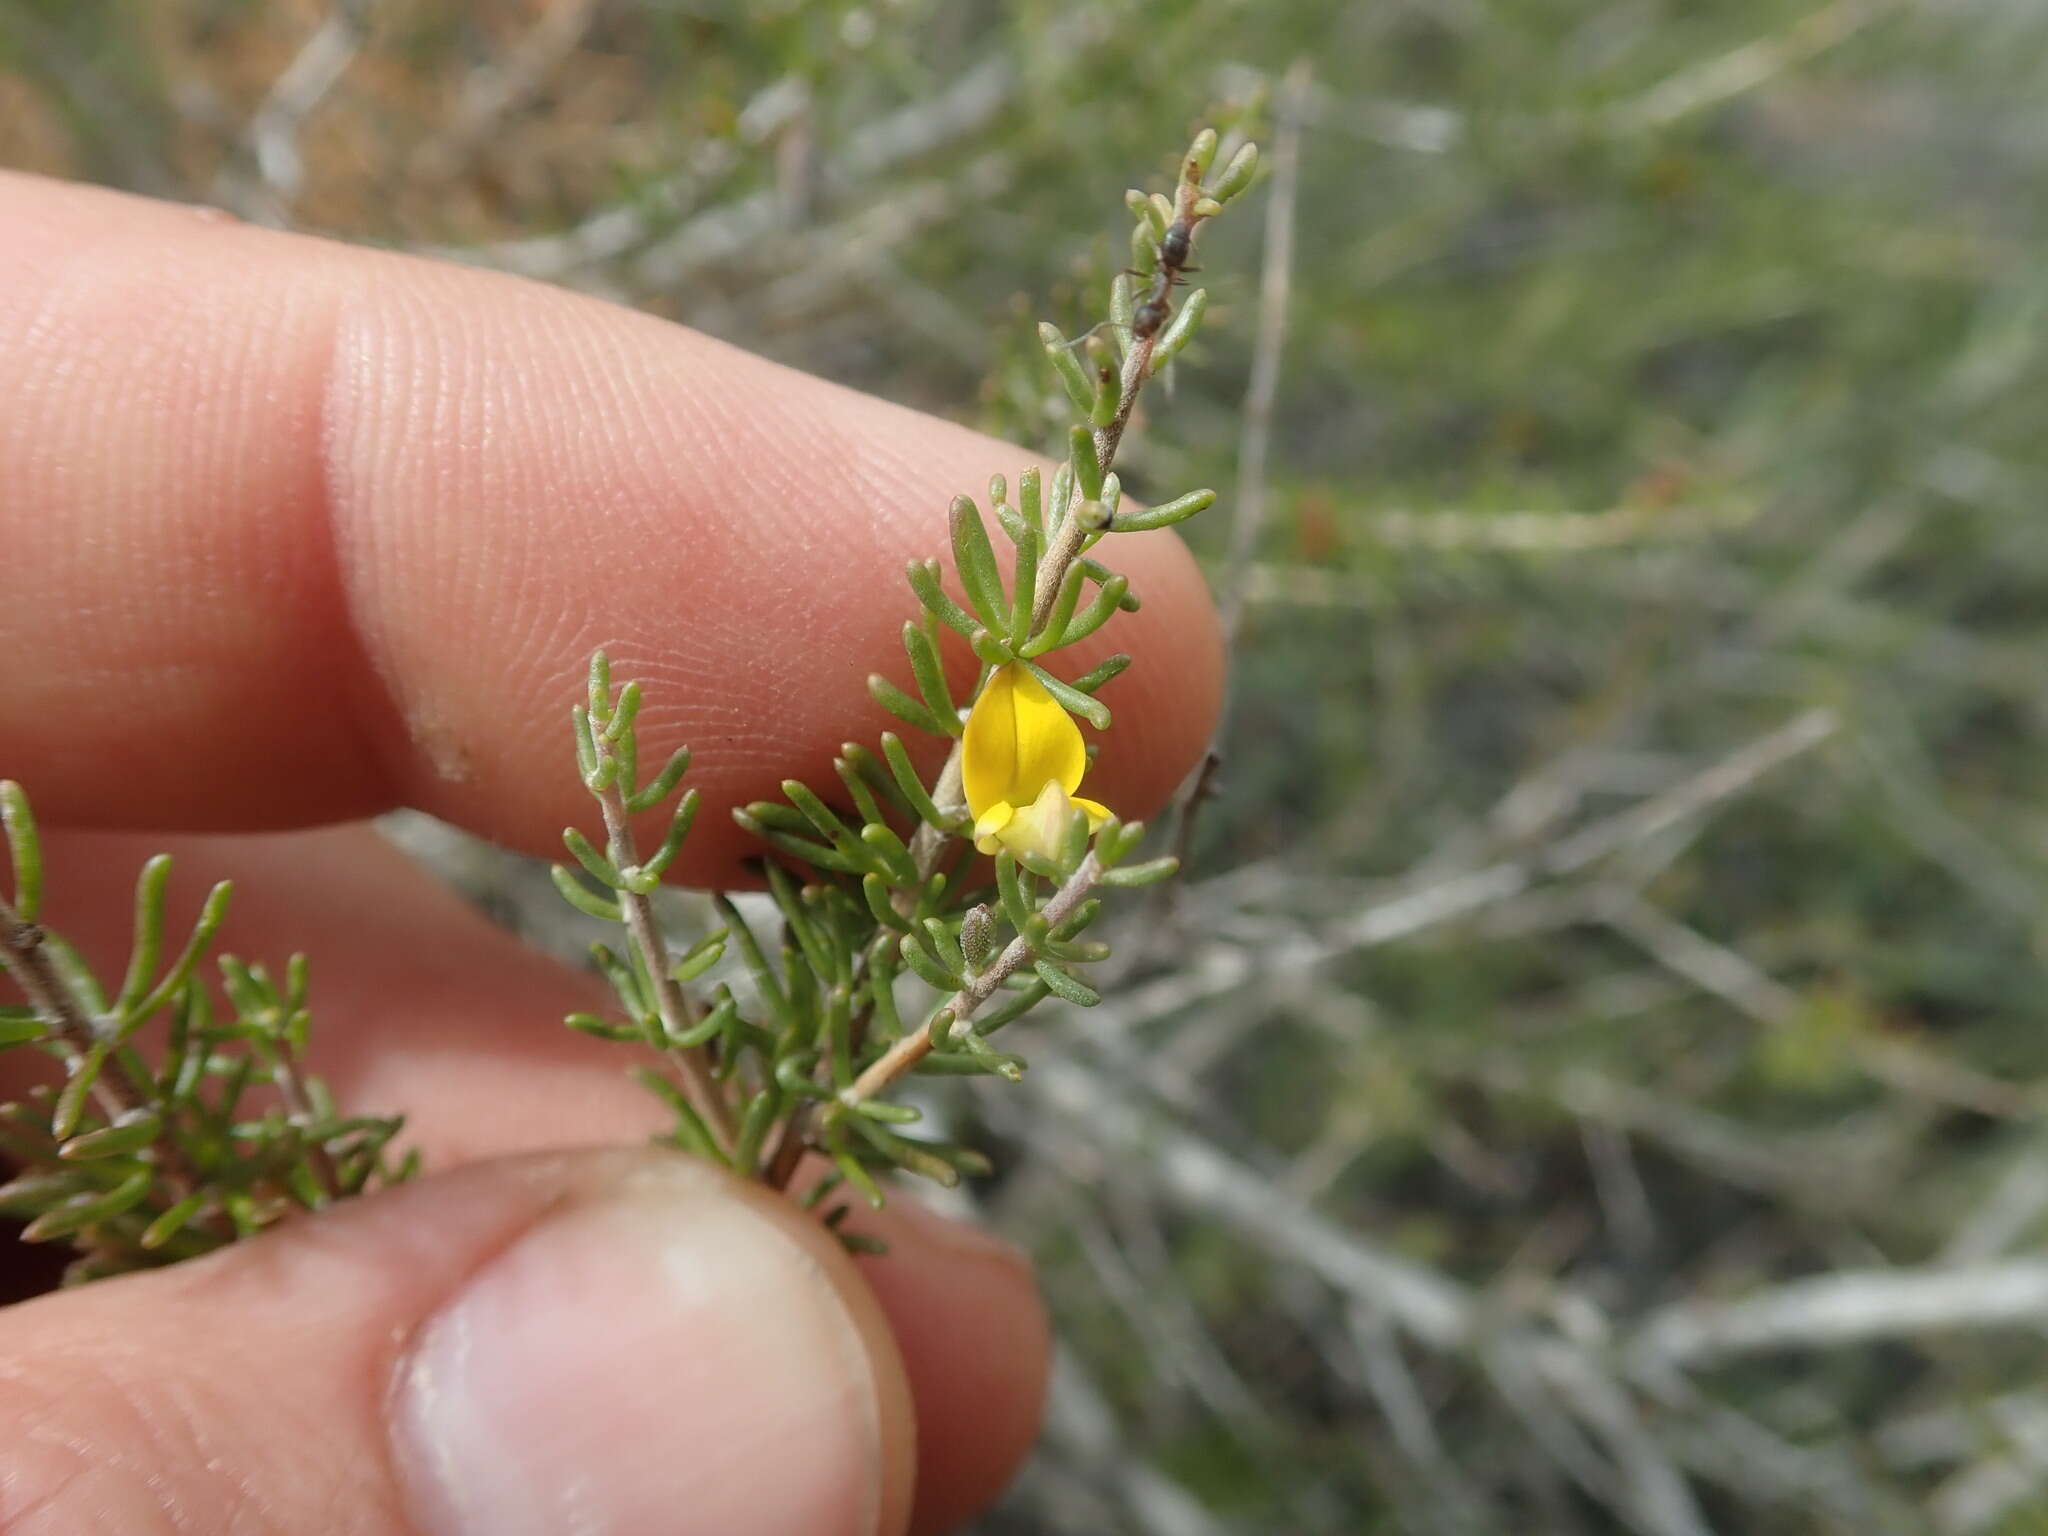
[962,663,1111,862]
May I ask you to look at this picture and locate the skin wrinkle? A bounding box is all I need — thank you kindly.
[0,1354,276,1536]
[310,282,417,816]
[3,213,387,826]
[332,272,522,797]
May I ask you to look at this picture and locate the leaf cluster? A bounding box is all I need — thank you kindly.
[0,784,414,1283]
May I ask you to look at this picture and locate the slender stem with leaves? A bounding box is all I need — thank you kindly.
[551,128,1259,1239]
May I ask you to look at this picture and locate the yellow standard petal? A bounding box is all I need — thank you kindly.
[963,663,1089,821]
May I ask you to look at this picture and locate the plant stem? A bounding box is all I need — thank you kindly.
[844,853,1102,1103]
[905,313,1167,874]
[1087,327,1161,503]
[594,782,739,1154]
[0,895,228,1232]
[767,165,1211,1182]
[267,1042,340,1205]
[0,900,144,1126]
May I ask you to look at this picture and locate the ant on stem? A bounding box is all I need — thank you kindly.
[1062,213,1203,351]
[1133,216,1199,340]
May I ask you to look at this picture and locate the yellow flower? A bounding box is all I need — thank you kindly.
[963,663,1111,862]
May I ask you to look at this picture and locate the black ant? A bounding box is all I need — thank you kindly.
[1131,278,1175,340]
[1159,217,1196,275]
[1132,216,1200,340]
[1059,215,1202,348]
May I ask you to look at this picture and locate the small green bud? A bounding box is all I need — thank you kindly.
[960,905,999,972]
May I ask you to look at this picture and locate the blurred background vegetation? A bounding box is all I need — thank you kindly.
[7,1,2048,1530]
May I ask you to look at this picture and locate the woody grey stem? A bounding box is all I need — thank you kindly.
[595,784,739,1153]
[843,852,1102,1103]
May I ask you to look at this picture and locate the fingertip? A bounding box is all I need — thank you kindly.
[855,1196,1051,1534]
[391,1153,921,1536]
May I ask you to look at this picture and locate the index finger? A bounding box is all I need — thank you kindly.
[0,173,1223,881]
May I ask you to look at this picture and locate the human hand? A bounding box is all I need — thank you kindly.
[0,173,1223,1534]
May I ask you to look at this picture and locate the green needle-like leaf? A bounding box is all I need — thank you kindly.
[1033,961,1101,1008]
[948,495,1009,628]
[0,780,42,921]
[1151,287,1208,366]
[126,880,231,1027]
[22,1167,154,1242]
[906,558,981,638]
[1007,525,1040,650]
[1209,139,1260,201]
[1100,857,1181,888]
[1024,562,1087,658]
[1112,488,1215,533]
[1069,424,1104,501]
[113,855,172,1016]
[639,788,701,881]
[1039,322,1096,413]
[879,734,956,830]
[1056,572,1129,649]
[902,619,955,724]
[1069,654,1132,695]
[626,746,691,814]
[634,1067,725,1165]
[899,931,963,991]
[868,673,954,739]
[139,1192,212,1251]
[1024,663,1111,730]
[550,864,624,922]
[59,1109,163,1161]
[562,827,623,888]
[1017,467,1044,538]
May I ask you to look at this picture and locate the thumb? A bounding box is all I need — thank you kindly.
[0,1148,923,1536]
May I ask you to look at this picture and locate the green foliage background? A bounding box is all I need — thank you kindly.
[7,1,2048,1529]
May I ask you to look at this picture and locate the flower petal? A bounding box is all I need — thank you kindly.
[972,801,1015,856]
[1007,666,1089,800]
[993,780,1073,864]
[963,663,1090,818]
[962,664,1021,821]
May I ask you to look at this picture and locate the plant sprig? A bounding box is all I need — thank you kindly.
[0,782,414,1283]
[556,128,1258,1235]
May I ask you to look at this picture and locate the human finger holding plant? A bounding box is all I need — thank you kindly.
[0,128,1250,1534]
